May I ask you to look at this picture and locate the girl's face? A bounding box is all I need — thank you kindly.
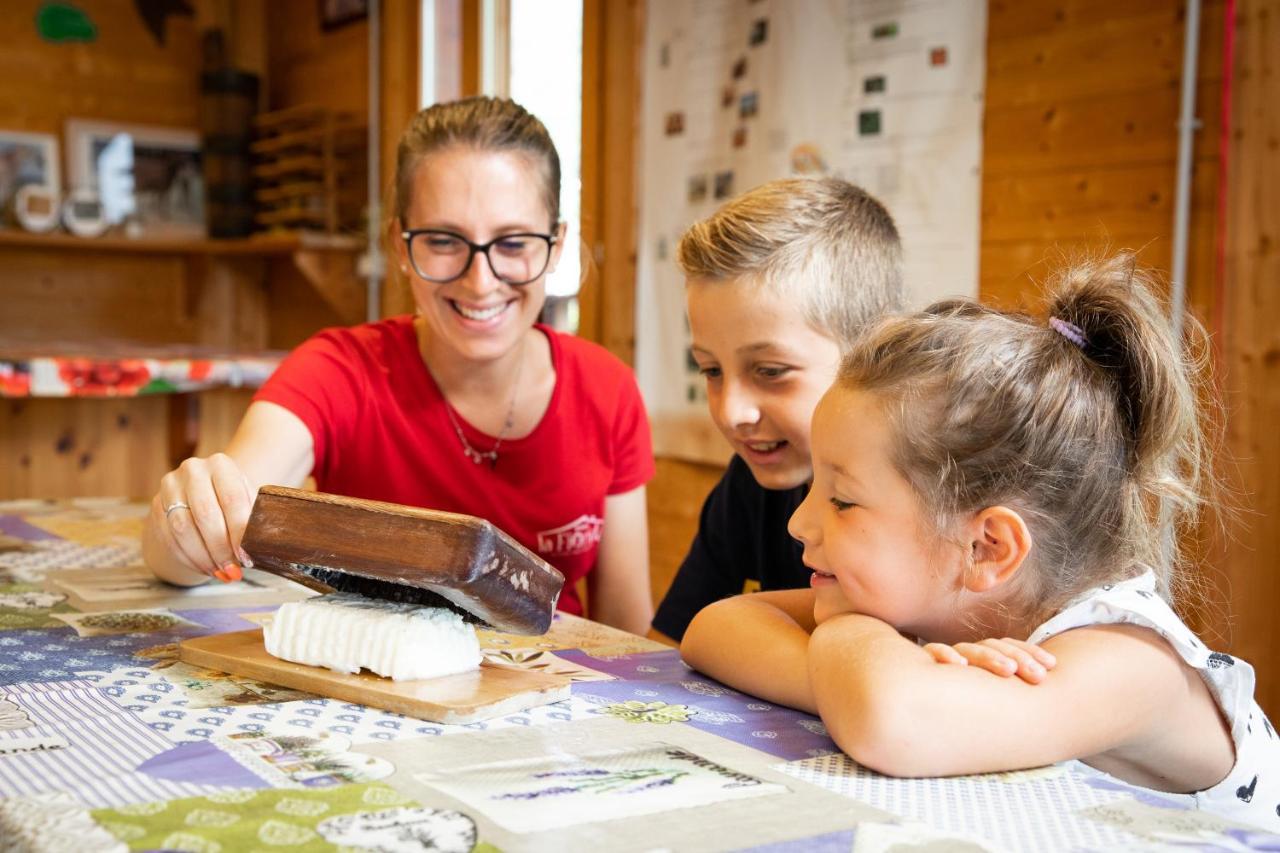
[686,279,843,491]
[789,385,968,640]
[396,147,564,364]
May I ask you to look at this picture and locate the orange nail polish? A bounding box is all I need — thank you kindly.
[212,569,230,582]
[223,563,242,582]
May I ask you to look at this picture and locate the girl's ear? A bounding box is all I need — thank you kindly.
[963,506,1032,593]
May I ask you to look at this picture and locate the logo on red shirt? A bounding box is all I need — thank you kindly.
[536,514,604,557]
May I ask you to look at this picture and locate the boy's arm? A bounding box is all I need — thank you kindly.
[681,589,819,713]
[808,614,1232,785]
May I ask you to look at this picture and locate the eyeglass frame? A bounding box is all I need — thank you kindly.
[399,227,560,286]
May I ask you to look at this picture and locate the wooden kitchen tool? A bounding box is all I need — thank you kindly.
[179,629,572,724]
[240,486,565,635]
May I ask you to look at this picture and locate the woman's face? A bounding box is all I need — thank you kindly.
[397,146,564,364]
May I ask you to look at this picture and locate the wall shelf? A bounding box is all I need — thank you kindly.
[0,229,362,256]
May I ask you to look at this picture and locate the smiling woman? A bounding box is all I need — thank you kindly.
[141,97,657,637]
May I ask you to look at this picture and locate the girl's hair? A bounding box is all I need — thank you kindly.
[394,96,561,227]
[839,253,1216,620]
[676,178,903,353]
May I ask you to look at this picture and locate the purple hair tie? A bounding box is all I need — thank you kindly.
[1049,316,1087,349]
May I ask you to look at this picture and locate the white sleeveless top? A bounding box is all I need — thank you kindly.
[1028,571,1280,832]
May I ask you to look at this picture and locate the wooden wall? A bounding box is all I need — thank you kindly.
[0,0,203,134]
[981,0,1223,321]
[1219,0,1279,717]
[0,1,367,500]
[265,1,369,114]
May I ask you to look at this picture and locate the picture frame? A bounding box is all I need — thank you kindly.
[0,130,60,222]
[318,0,368,30]
[64,118,204,238]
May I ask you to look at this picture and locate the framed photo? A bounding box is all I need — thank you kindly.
[0,130,60,220]
[65,118,204,238]
[318,0,368,30]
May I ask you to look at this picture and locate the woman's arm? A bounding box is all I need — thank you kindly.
[588,485,655,636]
[808,614,1233,790]
[681,588,819,712]
[143,401,314,587]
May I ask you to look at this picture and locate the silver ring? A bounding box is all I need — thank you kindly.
[164,501,190,518]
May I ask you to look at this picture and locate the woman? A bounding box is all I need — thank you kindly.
[142,97,655,635]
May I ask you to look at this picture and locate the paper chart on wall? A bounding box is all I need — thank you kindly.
[636,0,987,461]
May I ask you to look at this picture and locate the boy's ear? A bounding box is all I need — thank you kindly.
[963,506,1032,593]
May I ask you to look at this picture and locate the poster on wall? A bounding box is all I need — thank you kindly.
[635,0,987,462]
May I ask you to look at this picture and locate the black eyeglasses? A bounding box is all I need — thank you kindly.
[400,229,558,286]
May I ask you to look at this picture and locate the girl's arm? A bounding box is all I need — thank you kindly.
[808,614,1234,791]
[143,401,314,586]
[588,485,655,636]
[681,589,820,713]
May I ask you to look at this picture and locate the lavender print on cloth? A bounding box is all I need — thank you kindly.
[416,741,788,833]
[559,649,839,761]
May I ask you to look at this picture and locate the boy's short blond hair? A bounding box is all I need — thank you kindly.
[676,177,903,351]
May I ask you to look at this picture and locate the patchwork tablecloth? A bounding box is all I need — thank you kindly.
[1,498,1276,852]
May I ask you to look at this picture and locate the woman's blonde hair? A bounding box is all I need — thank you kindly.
[838,253,1217,621]
[394,96,560,227]
[676,178,903,352]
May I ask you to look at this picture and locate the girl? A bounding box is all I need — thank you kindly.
[682,254,1279,830]
[144,97,655,635]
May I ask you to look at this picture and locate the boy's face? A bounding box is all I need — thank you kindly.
[686,278,842,490]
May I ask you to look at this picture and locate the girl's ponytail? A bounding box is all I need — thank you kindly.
[1043,253,1213,598]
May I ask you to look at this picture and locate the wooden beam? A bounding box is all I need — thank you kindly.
[379,0,422,319]
[578,0,643,365]
[578,0,605,345]
[1219,0,1280,717]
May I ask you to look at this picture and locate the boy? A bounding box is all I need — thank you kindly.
[651,177,903,642]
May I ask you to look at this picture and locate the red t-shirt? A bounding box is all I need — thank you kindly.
[253,316,655,615]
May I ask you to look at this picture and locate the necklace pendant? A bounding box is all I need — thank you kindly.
[463,445,497,467]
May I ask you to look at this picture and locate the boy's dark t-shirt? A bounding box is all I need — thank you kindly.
[652,454,810,641]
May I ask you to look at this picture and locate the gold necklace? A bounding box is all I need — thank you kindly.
[443,353,525,469]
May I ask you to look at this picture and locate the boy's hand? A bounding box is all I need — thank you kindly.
[923,638,1057,684]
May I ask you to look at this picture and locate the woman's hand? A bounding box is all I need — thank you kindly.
[148,453,256,585]
[923,638,1057,684]
[142,401,315,587]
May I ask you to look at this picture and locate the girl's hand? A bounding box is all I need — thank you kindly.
[150,453,256,584]
[923,638,1057,684]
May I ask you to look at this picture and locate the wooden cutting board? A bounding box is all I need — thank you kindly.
[178,629,573,725]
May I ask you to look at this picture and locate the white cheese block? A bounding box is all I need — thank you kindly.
[263,592,482,681]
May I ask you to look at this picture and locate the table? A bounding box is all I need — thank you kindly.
[0,499,1276,852]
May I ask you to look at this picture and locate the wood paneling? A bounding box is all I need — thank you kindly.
[982,0,1223,325]
[579,0,643,366]
[1,397,171,500]
[0,249,193,346]
[1218,0,1279,716]
[265,1,368,114]
[0,0,202,135]
[646,457,723,606]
